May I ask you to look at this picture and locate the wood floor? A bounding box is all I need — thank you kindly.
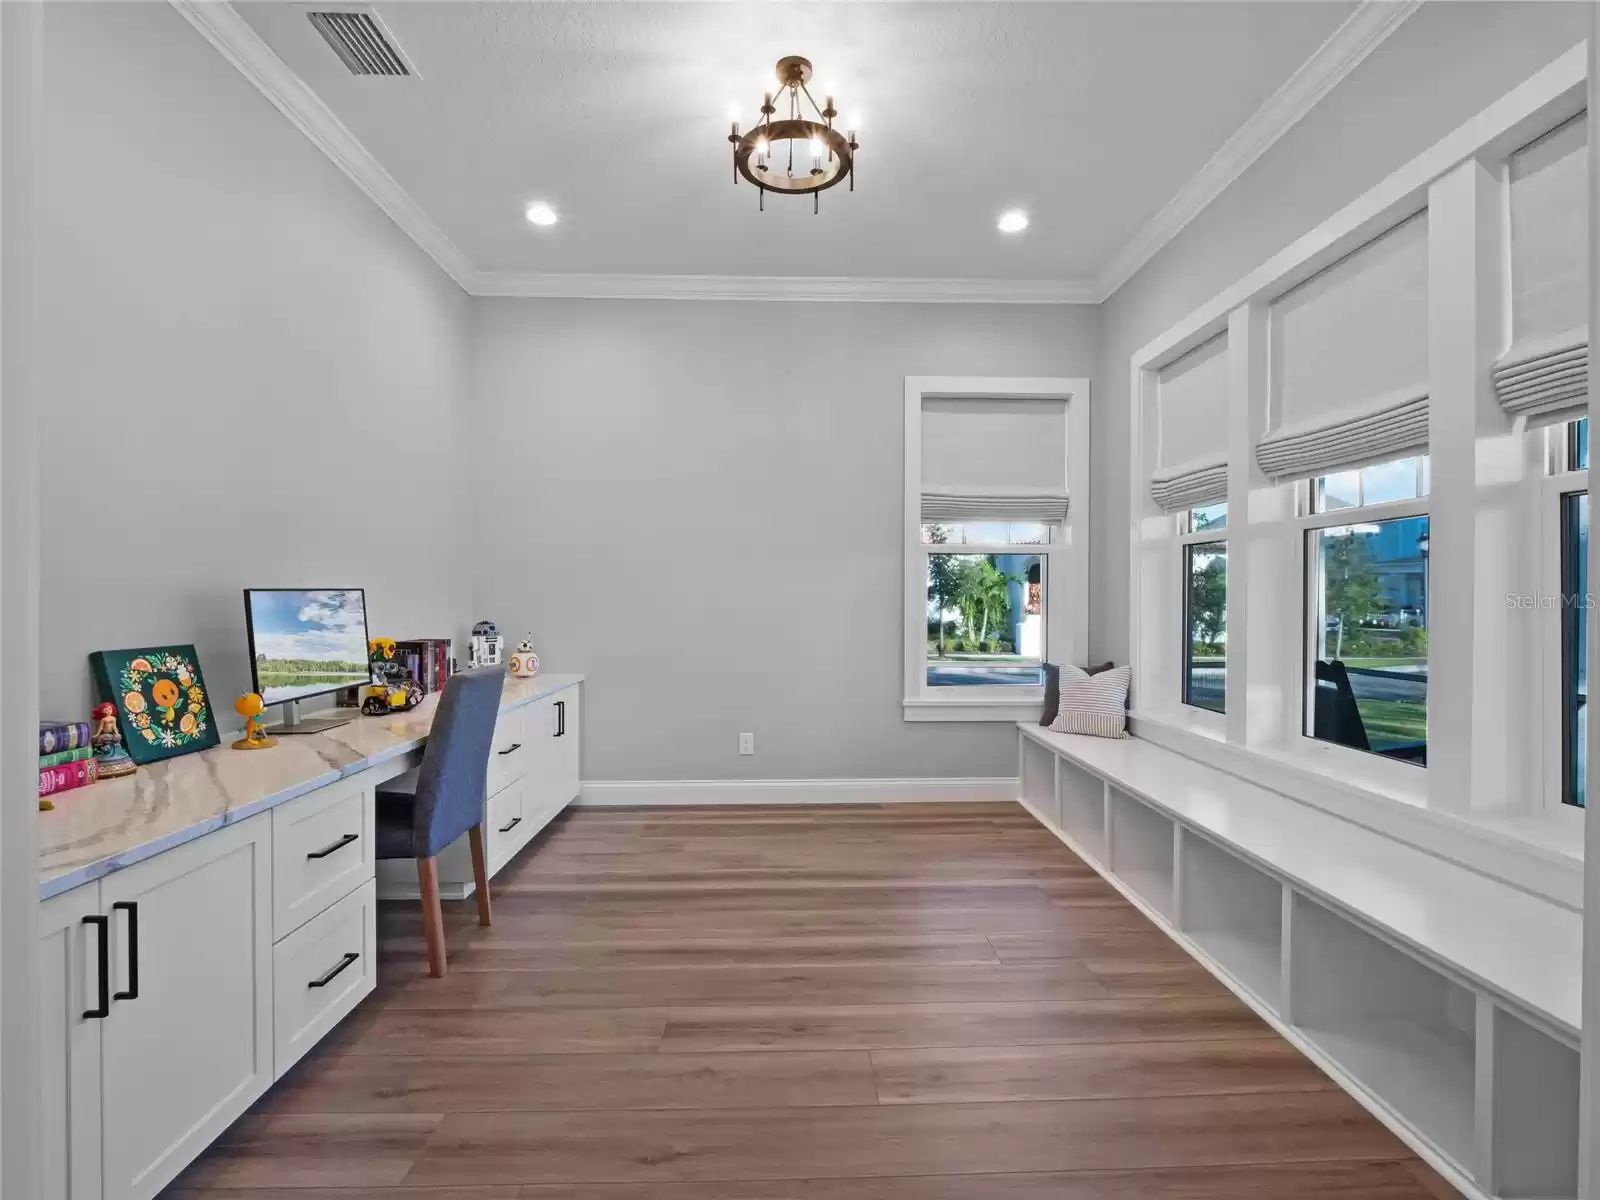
[166,802,1460,1198]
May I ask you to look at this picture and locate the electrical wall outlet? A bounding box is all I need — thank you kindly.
[738,732,755,756]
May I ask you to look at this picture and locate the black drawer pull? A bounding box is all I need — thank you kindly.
[498,815,523,834]
[83,914,110,1019]
[555,700,565,737]
[112,901,139,1002]
[308,952,360,989]
[496,742,522,756]
[307,832,359,860]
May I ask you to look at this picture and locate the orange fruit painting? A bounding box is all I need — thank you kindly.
[90,645,219,763]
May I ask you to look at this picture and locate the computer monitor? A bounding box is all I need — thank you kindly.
[243,588,372,733]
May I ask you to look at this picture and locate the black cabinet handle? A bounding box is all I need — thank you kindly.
[82,914,110,1019]
[308,952,359,989]
[498,815,523,834]
[112,901,139,1002]
[555,700,565,737]
[496,742,522,756]
[307,832,359,860]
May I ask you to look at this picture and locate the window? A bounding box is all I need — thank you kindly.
[925,525,1047,688]
[1184,538,1227,713]
[1557,417,1589,808]
[1561,490,1587,807]
[904,377,1088,720]
[1305,455,1430,767]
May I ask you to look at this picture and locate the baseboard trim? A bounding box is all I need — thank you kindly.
[576,777,1021,807]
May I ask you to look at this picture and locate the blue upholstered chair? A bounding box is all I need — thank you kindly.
[374,665,506,977]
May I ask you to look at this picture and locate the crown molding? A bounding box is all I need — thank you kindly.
[169,0,476,291]
[177,0,1415,307]
[467,271,1098,304]
[1093,0,1422,303]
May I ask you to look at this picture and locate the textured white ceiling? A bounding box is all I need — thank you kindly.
[235,1,1356,282]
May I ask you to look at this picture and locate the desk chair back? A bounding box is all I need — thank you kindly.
[412,665,506,857]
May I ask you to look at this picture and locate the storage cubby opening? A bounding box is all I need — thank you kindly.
[1020,738,1057,821]
[1178,830,1282,1011]
[1491,1006,1579,1199]
[1057,758,1106,862]
[1290,894,1476,1169]
[1109,789,1174,919]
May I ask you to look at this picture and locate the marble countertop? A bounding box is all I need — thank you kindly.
[39,673,583,901]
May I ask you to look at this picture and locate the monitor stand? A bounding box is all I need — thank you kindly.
[268,699,356,735]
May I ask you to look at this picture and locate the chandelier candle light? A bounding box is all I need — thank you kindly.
[728,56,857,213]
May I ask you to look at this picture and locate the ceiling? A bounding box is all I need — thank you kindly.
[232,1,1363,292]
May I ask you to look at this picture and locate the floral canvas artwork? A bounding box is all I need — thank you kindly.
[89,645,220,764]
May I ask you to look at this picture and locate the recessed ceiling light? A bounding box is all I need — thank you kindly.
[525,202,559,227]
[998,209,1029,234]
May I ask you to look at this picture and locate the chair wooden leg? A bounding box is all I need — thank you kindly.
[468,823,492,927]
[417,855,447,978]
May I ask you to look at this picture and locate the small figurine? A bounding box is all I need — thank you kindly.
[90,701,138,778]
[508,635,540,678]
[362,638,423,715]
[232,693,277,750]
[469,620,504,668]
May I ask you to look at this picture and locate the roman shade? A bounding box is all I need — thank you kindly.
[1496,113,1588,426]
[920,396,1069,523]
[1257,210,1430,480]
[1149,332,1229,511]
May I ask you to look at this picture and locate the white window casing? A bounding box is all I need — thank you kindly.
[904,377,1090,722]
[1258,210,1430,480]
[1496,112,1589,426]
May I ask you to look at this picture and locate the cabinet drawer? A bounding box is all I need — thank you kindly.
[485,705,528,798]
[486,778,527,871]
[272,777,374,941]
[273,878,376,1079]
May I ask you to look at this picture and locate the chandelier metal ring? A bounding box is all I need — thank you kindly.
[732,120,853,194]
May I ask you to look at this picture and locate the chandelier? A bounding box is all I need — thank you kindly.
[727,56,858,213]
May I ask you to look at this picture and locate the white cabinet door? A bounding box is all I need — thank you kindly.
[98,814,273,1200]
[549,688,580,806]
[37,885,105,1200]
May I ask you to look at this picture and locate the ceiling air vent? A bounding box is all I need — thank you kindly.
[307,10,415,77]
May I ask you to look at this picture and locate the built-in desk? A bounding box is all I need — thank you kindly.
[35,672,582,1200]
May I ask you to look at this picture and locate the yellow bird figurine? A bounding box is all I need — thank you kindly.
[232,693,277,750]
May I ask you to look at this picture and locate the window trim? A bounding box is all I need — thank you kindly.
[903,376,1090,722]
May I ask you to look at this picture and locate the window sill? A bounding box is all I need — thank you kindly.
[1127,710,1583,908]
[904,696,1045,723]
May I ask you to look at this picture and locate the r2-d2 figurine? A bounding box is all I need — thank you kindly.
[468,620,504,668]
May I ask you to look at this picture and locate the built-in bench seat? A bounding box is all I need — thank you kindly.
[1017,721,1581,1200]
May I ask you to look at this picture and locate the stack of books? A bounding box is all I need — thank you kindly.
[394,638,452,695]
[39,720,97,807]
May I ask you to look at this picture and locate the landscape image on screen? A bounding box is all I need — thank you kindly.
[247,589,371,707]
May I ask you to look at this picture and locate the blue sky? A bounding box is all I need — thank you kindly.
[248,589,369,663]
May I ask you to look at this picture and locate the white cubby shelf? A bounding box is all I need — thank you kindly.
[1016,722,1581,1200]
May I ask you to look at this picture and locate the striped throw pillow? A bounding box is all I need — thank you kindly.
[1050,664,1131,739]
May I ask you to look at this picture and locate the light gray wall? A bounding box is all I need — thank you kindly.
[1090,1,1592,665]
[38,2,473,721]
[471,299,1097,781]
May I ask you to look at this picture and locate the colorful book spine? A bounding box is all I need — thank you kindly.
[39,746,93,769]
[39,757,97,797]
[39,721,91,756]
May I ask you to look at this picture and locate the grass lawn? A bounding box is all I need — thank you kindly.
[1356,698,1427,748]
[1342,657,1427,670]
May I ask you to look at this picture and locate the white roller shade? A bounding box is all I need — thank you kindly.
[1496,113,1589,425]
[1150,332,1229,511]
[1258,210,1429,480]
[921,396,1068,525]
